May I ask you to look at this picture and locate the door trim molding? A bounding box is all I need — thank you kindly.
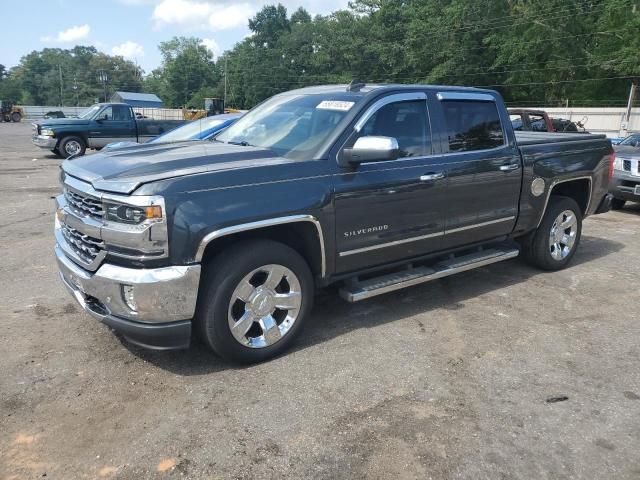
[338,216,516,257]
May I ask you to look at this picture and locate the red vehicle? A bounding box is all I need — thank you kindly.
[508,109,555,132]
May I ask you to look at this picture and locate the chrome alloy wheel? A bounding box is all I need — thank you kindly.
[64,140,82,156]
[227,264,302,348]
[549,209,578,261]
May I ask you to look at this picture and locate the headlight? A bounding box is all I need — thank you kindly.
[41,128,55,137]
[104,203,163,224]
[613,157,624,170]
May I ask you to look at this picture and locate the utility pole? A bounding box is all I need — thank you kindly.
[98,70,109,103]
[58,65,64,107]
[622,80,637,137]
[73,75,78,107]
[224,56,228,109]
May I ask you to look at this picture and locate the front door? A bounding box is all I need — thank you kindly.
[433,93,522,248]
[88,105,136,148]
[333,92,448,273]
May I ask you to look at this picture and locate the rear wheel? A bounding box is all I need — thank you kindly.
[611,198,626,210]
[522,196,582,271]
[195,239,314,363]
[59,136,86,158]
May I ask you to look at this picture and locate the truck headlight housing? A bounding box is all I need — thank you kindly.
[104,203,163,224]
[41,128,55,137]
[613,157,624,171]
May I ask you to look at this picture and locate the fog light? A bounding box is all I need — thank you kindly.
[122,285,138,311]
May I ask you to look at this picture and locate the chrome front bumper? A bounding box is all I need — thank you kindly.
[55,244,201,324]
[32,135,57,149]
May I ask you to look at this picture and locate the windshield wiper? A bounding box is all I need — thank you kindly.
[227,140,253,147]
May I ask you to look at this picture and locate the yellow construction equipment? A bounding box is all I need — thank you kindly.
[0,100,24,122]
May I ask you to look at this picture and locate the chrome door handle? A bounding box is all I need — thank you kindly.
[499,163,520,172]
[420,172,445,181]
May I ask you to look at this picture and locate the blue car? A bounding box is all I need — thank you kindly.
[104,113,242,151]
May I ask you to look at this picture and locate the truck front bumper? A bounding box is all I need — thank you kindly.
[55,245,201,350]
[32,135,57,149]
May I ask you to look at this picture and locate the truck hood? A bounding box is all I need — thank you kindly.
[62,141,295,194]
[37,117,90,127]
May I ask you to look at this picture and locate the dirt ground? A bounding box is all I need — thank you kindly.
[1,121,639,480]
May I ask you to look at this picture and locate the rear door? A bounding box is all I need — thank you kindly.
[433,92,522,248]
[333,92,448,273]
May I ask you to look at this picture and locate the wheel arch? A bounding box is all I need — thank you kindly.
[538,176,592,227]
[196,215,326,279]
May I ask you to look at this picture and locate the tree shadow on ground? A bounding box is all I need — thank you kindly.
[124,235,624,375]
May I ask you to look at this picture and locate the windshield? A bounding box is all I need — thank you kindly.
[620,134,640,146]
[80,105,102,119]
[151,116,236,144]
[215,93,361,159]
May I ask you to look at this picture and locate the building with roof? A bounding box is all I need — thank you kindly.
[110,91,164,108]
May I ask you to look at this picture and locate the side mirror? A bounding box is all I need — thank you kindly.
[342,136,400,165]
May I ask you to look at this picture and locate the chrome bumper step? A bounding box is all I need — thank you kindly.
[339,245,520,302]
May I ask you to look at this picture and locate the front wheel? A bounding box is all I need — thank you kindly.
[522,196,583,271]
[59,136,86,158]
[195,239,314,363]
[11,112,21,122]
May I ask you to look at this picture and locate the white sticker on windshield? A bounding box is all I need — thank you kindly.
[316,100,355,112]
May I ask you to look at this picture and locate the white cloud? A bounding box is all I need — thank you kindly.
[200,38,221,58]
[41,24,91,43]
[152,0,212,27]
[208,4,256,31]
[152,0,256,31]
[111,41,145,59]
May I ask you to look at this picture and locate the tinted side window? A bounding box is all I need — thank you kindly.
[113,105,132,121]
[441,100,504,152]
[100,107,113,121]
[359,100,431,157]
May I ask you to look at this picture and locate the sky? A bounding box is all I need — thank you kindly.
[1,0,350,73]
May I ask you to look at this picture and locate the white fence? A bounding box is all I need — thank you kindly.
[22,105,186,121]
[511,107,640,138]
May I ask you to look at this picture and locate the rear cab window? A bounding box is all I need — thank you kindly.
[438,95,505,152]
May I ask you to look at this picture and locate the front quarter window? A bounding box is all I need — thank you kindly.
[216,93,360,159]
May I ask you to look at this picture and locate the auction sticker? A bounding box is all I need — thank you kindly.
[316,100,355,111]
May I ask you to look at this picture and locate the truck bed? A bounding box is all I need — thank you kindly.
[515,131,606,146]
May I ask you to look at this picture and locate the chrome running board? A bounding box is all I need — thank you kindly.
[339,246,520,302]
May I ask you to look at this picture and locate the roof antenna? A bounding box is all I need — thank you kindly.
[346,79,366,92]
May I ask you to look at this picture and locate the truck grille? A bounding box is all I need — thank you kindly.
[64,189,104,219]
[623,159,631,172]
[61,224,105,264]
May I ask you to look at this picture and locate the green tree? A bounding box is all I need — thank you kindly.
[154,37,220,107]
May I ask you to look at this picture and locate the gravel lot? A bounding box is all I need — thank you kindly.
[1,121,639,480]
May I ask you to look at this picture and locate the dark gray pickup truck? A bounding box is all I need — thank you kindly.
[54,83,614,363]
[33,103,185,158]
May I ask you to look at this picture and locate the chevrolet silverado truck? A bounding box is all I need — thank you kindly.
[33,103,185,158]
[54,83,614,363]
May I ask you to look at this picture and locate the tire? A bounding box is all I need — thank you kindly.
[51,148,64,158]
[195,239,314,363]
[611,198,626,210]
[59,136,86,158]
[11,112,21,122]
[2,114,9,122]
[522,196,582,271]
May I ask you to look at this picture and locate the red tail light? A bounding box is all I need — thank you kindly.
[608,152,615,180]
